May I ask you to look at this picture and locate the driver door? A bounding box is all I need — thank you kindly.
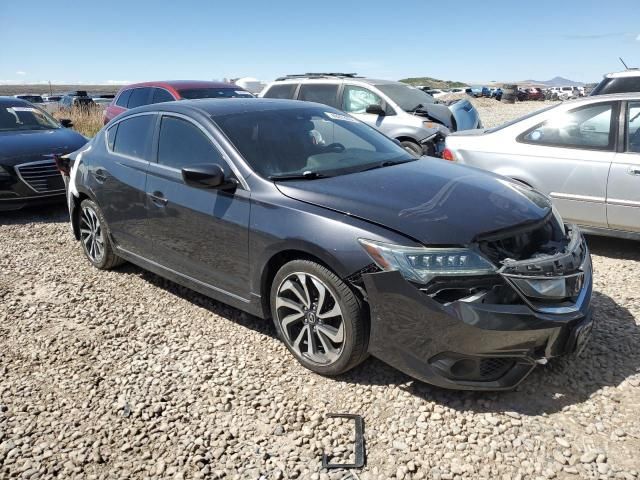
[341,85,397,133]
[144,114,251,298]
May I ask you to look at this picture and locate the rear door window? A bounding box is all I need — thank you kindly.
[157,116,227,171]
[151,88,175,104]
[520,103,616,150]
[298,84,339,107]
[115,89,132,107]
[262,83,298,99]
[112,114,156,160]
[127,88,152,108]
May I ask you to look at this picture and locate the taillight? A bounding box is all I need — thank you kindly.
[442,148,455,161]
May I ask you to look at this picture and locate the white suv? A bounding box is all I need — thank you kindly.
[591,69,640,95]
[260,73,482,156]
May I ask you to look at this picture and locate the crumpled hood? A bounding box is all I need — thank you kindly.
[0,128,87,164]
[275,159,551,245]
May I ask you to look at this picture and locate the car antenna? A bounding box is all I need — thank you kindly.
[619,57,630,70]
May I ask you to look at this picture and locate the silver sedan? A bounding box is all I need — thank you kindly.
[444,94,640,240]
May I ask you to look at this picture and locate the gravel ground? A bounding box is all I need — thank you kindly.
[1,100,639,480]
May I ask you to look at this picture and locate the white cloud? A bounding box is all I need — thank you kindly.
[636,33,640,41]
[16,71,26,75]
[106,80,131,85]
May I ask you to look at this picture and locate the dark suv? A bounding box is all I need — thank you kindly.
[103,80,254,124]
[61,98,593,390]
[60,90,95,109]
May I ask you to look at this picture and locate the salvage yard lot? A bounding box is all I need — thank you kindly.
[1,100,639,480]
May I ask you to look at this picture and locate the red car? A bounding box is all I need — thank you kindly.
[103,80,254,124]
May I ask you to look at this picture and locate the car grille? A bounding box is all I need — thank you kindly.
[479,358,514,380]
[15,159,65,193]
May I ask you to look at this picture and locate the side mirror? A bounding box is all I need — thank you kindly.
[60,119,73,128]
[181,163,237,190]
[365,104,386,116]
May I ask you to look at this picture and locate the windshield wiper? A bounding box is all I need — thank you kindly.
[269,171,329,181]
[359,159,415,173]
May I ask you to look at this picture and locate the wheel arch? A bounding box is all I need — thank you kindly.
[259,247,351,319]
[70,187,96,240]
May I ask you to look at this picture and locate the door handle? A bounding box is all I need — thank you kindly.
[148,191,168,206]
[628,166,640,176]
[93,168,107,183]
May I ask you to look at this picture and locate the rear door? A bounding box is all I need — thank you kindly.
[96,112,157,256]
[607,100,640,232]
[513,101,618,228]
[144,113,251,297]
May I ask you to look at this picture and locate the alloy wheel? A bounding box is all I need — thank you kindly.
[80,206,105,263]
[275,272,345,365]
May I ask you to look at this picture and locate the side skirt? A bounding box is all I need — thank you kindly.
[115,247,264,318]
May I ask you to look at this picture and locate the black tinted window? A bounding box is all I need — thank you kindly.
[112,114,155,160]
[263,84,297,99]
[116,89,132,107]
[157,116,225,170]
[177,88,253,99]
[127,88,151,108]
[151,88,175,104]
[298,84,339,107]
[591,77,640,95]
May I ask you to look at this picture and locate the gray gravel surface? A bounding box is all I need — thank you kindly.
[1,100,639,479]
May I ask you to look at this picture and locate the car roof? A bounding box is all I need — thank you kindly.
[0,96,33,107]
[121,80,242,90]
[270,76,406,87]
[121,98,326,118]
[571,92,640,102]
[605,69,640,78]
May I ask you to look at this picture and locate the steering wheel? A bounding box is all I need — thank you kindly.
[323,142,345,153]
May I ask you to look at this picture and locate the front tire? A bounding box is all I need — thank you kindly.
[79,199,124,270]
[270,260,368,376]
[400,140,424,158]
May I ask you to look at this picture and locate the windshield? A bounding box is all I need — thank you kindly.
[0,105,60,132]
[374,83,435,111]
[17,95,44,104]
[214,106,415,179]
[485,104,560,133]
[178,88,254,99]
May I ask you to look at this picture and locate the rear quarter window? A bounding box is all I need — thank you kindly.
[298,84,340,108]
[112,114,156,160]
[115,89,132,108]
[262,83,298,99]
[127,88,152,108]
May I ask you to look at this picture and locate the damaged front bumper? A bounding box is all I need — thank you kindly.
[362,226,593,391]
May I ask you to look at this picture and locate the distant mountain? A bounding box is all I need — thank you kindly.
[522,76,585,87]
[399,77,468,89]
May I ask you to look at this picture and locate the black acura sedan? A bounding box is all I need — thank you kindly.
[62,98,593,390]
[0,97,87,211]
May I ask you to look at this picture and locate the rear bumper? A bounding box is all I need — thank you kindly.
[362,257,593,391]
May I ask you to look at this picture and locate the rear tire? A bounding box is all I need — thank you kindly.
[79,199,124,270]
[270,259,368,376]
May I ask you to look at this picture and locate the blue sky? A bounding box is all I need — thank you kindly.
[1,0,639,85]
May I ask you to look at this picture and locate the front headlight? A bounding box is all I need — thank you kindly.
[358,239,496,284]
[0,166,11,177]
